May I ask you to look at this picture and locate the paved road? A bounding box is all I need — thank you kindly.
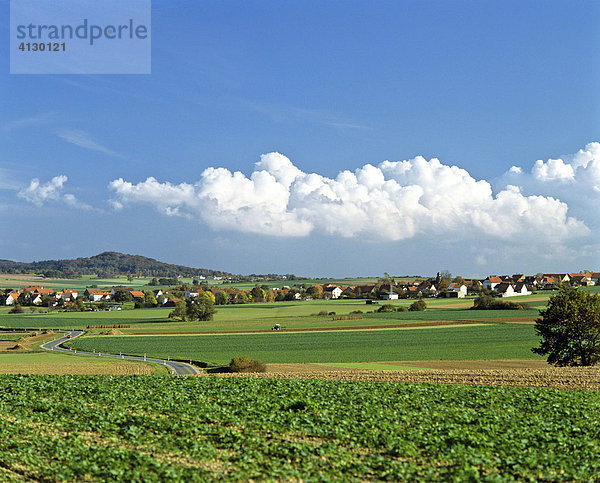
[41,330,199,375]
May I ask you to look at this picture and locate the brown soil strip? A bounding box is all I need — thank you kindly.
[211,366,600,391]
[377,359,550,370]
[129,320,490,335]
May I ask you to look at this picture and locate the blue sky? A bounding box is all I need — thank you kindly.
[1,0,599,277]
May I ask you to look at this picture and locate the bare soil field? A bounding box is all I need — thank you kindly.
[379,359,550,370]
[217,362,600,391]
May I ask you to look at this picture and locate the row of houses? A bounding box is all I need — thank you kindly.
[483,272,600,297]
[317,270,600,301]
[4,270,598,306]
[2,286,151,306]
[2,286,80,306]
[318,281,469,300]
[84,287,146,302]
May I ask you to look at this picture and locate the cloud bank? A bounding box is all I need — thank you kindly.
[109,146,594,243]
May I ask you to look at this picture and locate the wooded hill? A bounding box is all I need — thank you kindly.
[0,252,229,278]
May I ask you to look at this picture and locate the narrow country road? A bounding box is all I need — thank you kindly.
[41,330,200,375]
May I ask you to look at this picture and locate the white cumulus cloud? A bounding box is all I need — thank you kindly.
[109,151,589,242]
[532,158,575,182]
[18,175,90,209]
[499,142,600,228]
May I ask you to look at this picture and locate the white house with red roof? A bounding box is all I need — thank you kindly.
[483,276,503,291]
[4,292,21,305]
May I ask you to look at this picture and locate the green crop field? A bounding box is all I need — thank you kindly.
[68,324,542,365]
[0,296,544,333]
[0,331,35,341]
[0,375,598,481]
[0,307,172,330]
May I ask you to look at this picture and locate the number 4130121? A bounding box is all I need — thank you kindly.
[18,42,66,52]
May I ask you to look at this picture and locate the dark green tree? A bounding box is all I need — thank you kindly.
[144,292,158,307]
[532,285,600,366]
[214,291,228,305]
[234,291,251,304]
[169,293,215,321]
[169,300,187,320]
[251,284,266,302]
[114,290,133,303]
[409,299,427,311]
[69,296,85,312]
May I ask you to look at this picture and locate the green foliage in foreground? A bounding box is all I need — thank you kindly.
[69,324,542,364]
[0,375,599,481]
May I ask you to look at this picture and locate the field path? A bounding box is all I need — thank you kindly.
[41,331,199,375]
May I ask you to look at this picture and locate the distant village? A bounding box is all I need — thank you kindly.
[1,271,598,310]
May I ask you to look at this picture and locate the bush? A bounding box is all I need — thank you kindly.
[396,306,408,312]
[318,310,328,316]
[471,295,527,310]
[9,304,23,314]
[377,304,397,313]
[349,310,363,315]
[328,312,336,316]
[229,356,267,373]
[409,299,427,311]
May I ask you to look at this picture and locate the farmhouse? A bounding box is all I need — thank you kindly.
[513,283,531,296]
[541,276,555,286]
[568,273,594,286]
[24,286,43,293]
[445,283,467,298]
[417,282,437,295]
[163,297,181,307]
[543,273,570,283]
[324,286,343,299]
[483,276,503,291]
[495,283,515,297]
[84,288,112,302]
[62,289,78,300]
[380,292,399,300]
[354,285,376,297]
[4,292,22,305]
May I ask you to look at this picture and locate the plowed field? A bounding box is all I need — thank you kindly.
[217,363,600,391]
